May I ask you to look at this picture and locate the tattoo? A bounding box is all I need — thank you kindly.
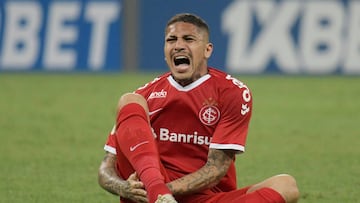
[98,153,124,196]
[168,149,235,195]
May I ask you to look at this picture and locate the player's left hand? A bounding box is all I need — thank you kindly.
[122,172,148,203]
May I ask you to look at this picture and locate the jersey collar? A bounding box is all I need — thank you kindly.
[167,74,211,91]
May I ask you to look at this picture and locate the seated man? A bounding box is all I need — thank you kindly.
[98,13,300,203]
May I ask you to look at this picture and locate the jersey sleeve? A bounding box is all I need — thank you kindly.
[103,125,117,154]
[210,79,252,153]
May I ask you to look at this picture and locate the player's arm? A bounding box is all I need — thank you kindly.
[98,152,148,203]
[167,148,235,195]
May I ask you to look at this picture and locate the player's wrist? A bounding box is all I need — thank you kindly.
[118,179,129,197]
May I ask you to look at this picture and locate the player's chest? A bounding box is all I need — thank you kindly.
[147,88,221,127]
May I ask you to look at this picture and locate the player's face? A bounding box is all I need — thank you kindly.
[164,22,213,86]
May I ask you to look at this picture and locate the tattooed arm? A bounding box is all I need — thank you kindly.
[98,152,148,203]
[167,148,235,196]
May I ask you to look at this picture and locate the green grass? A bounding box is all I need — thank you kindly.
[0,73,359,202]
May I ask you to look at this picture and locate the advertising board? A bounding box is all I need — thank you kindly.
[1,0,359,74]
[0,0,121,72]
[139,0,360,74]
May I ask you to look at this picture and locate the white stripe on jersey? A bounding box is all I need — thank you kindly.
[104,145,116,154]
[210,143,245,153]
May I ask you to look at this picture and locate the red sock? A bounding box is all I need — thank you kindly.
[115,103,171,202]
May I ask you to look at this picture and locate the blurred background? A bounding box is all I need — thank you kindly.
[0,0,359,74]
[0,0,359,203]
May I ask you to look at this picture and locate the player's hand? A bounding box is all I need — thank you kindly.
[121,172,148,203]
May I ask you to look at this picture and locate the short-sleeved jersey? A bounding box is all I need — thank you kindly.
[104,67,252,192]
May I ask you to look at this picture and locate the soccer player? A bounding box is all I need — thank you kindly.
[98,13,300,203]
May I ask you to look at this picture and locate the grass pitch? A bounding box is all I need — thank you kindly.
[0,73,359,202]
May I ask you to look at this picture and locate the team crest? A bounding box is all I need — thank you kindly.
[199,98,220,126]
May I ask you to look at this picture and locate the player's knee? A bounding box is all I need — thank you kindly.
[118,93,148,112]
[276,174,300,202]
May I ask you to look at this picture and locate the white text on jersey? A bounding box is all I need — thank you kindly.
[148,89,167,99]
[159,128,211,145]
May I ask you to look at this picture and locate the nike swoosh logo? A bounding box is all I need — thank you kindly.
[149,108,163,116]
[130,141,150,152]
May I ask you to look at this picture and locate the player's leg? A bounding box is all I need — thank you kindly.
[244,174,300,203]
[186,174,299,203]
[115,93,175,203]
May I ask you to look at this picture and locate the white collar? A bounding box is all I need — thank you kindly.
[167,74,211,92]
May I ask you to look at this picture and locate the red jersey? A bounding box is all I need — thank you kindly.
[104,67,252,192]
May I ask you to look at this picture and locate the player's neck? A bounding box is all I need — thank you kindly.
[172,69,209,87]
[174,77,194,87]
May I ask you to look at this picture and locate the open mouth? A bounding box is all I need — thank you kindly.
[174,56,190,66]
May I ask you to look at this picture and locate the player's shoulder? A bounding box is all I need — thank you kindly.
[208,67,250,90]
[209,67,252,105]
[136,72,171,92]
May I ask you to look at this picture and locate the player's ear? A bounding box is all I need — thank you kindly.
[204,43,213,59]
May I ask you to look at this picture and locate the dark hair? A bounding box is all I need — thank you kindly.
[166,13,210,38]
